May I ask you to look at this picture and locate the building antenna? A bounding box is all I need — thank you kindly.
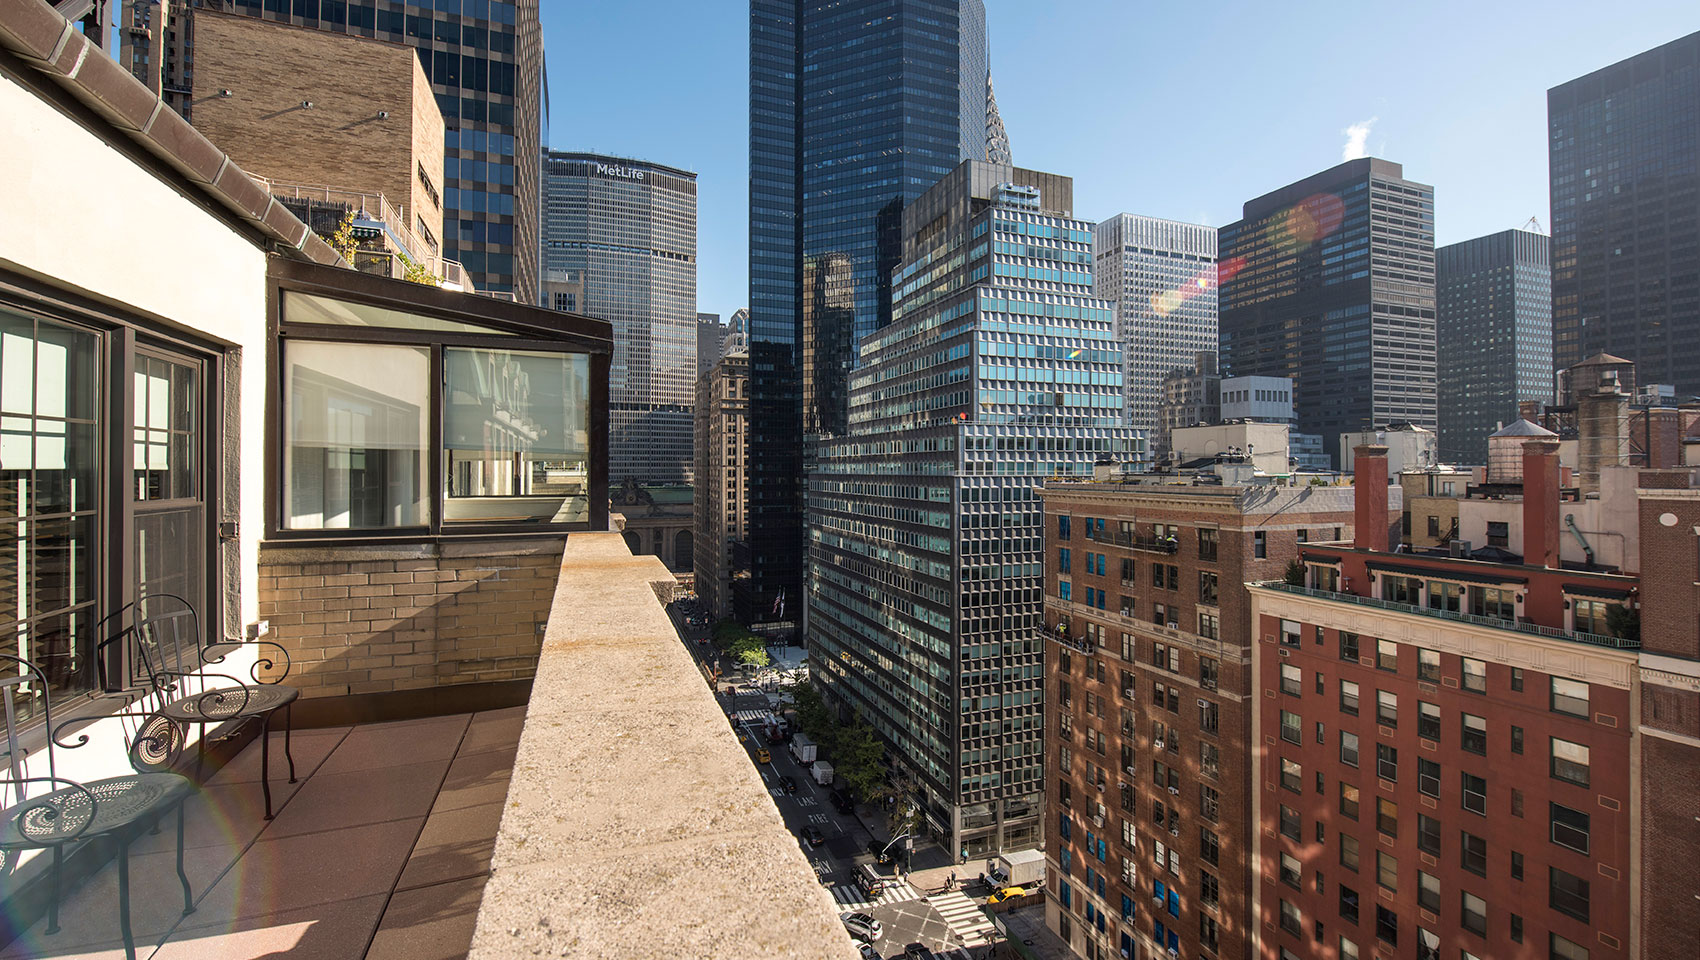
[1521,215,1546,234]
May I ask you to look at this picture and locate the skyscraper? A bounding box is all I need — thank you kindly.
[543,152,697,484]
[807,161,1140,857]
[746,0,997,626]
[1436,229,1553,464]
[1094,214,1218,439]
[1548,31,1700,392]
[1218,158,1436,464]
[120,0,546,303]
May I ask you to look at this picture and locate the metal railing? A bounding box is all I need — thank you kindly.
[253,176,466,287]
[1086,528,1179,554]
[1253,581,1639,651]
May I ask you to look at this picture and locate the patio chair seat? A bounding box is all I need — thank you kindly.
[156,683,299,723]
[0,772,194,849]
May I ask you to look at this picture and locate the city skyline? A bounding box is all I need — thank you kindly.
[543,2,1698,321]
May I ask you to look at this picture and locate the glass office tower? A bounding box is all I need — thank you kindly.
[543,152,697,484]
[746,0,993,626]
[123,0,545,303]
[1436,229,1553,464]
[808,162,1141,857]
[1218,158,1436,466]
[1549,31,1700,392]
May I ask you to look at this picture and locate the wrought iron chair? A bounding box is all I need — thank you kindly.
[99,594,299,819]
[0,654,195,960]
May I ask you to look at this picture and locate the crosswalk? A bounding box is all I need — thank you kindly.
[926,889,999,948]
[734,709,773,724]
[829,879,923,910]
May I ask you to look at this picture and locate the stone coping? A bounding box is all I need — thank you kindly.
[467,533,859,960]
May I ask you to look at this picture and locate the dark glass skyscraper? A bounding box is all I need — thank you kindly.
[1436,229,1553,464]
[1548,31,1700,391]
[1218,158,1436,465]
[746,0,993,625]
[122,0,545,303]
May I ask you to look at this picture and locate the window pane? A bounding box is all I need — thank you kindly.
[0,310,102,721]
[285,341,430,528]
[443,347,591,524]
[1552,677,1590,718]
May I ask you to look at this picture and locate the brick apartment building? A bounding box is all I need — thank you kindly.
[1247,443,1699,960]
[1039,469,1359,960]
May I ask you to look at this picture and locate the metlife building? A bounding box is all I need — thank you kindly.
[543,151,698,484]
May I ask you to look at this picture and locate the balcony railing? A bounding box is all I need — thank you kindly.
[1253,581,1640,651]
[253,176,467,289]
[1086,528,1179,554]
[1040,622,1098,654]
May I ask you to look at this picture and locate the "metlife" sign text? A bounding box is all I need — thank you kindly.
[595,163,646,181]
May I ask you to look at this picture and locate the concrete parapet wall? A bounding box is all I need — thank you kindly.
[468,533,859,960]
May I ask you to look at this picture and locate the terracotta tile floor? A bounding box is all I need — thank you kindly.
[2,708,522,960]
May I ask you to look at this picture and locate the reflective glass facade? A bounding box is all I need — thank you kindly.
[1549,31,1700,391]
[808,162,1141,856]
[146,0,545,302]
[746,0,990,624]
[1218,158,1436,464]
[543,153,697,483]
[1436,229,1553,464]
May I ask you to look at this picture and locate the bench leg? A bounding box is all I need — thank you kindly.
[260,709,274,820]
[44,845,62,935]
[118,839,135,960]
[177,799,195,916]
[284,702,297,784]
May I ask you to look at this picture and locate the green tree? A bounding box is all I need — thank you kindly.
[790,681,834,743]
[1605,604,1640,642]
[1283,558,1306,586]
[735,643,771,669]
[832,718,885,799]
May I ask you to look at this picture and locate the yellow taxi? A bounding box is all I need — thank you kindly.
[756,748,772,764]
[987,886,1027,904]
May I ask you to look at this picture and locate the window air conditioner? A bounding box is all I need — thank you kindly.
[1169,828,1179,837]
[1167,786,1179,795]
[1154,740,1165,750]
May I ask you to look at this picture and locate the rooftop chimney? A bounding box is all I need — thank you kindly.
[1521,440,1562,568]
[1353,444,1389,552]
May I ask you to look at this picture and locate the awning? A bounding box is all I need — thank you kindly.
[1365,560,1528,586]
[1562,582,1635,601]
[1302,554,1344,565]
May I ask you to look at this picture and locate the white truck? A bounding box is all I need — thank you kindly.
[811,760,834,786]
[790,732,818,764]
[986,848,1046,889]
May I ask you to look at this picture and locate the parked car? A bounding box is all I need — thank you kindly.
[832,789,856,814]
[987,885,1028,904]
[903,943,937,960]
[781,775,798,794]
[802,825,825,846]
[840,912,883,943]
[858,944,881,960]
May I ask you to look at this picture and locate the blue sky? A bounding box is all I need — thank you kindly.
[543,1,1698,321]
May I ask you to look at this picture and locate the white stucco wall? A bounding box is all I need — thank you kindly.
[0,71,271,801]
[0,70,269,630]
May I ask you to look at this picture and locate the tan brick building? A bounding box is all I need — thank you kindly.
[189,11,446,270]
[1039,476,1357,960]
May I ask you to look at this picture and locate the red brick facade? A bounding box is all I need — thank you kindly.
[1039,481,1354,960]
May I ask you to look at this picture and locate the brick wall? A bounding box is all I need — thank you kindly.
[257,539,563,698]
[191,10,442,245]
[1639,733,1700,960]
